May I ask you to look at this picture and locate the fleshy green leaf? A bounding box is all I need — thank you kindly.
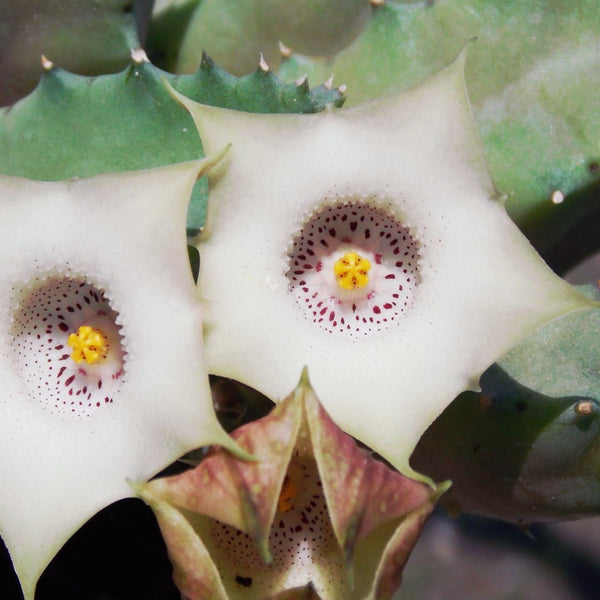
[0,55,202,181]
[412,365,600,524]
[495,284,600,400]
[171,0,373,76]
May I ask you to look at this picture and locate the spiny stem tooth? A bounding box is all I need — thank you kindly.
[295,73,308,88]
[259,53,270,72]
[278,40,292,58]
[338,84,348,94]
[41,55,54,71]
[200,51,212,69]
[131,48,150,64]
[323,75,334,90]
[551,189,564,204]
[574,400,595,416]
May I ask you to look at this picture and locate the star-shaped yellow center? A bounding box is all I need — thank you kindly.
[333,251,371,290]
[68,325,109,364]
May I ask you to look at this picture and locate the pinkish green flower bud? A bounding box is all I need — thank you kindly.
[136,371,447,600]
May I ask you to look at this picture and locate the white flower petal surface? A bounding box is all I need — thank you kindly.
[174,55,596,480]
[0,159,239,600]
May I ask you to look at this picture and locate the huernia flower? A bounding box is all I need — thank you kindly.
[169,52,595,479]
[137,371,448,599]
[0,156,241,599]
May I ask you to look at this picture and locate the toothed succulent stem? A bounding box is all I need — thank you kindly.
[412,285,600,523]
[412,364,600,524]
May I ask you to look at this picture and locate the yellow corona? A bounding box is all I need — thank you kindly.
[67,325,109,365]
[333,251,371,290]
[277,476,298,514]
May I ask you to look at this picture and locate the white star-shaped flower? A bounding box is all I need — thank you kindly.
[171,53,596,480]
[0,156,240,600]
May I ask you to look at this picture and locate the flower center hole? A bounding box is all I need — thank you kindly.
[333,251,371,290]
[10,276,125,417]
[286,198,421,338]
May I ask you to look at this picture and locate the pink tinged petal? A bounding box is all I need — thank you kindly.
[304,385,441,571]
[138,372,447,600]
[358,483,448,600]
[137,486,229,600]
[147,391,301,562]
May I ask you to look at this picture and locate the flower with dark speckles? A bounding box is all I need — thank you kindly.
[0,156,241,600]
[137,371,448,600]
[169,53,595,479]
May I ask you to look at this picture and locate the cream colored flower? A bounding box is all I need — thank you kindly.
[171,53,596,480]
[0,157,240,600]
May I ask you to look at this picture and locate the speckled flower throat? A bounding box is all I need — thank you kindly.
[206,454,345,596]
[286,199,421,338]
[9,275,125,417]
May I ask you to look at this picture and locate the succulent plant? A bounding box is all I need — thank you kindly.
[0,2,599,599]
[0,0,143,105]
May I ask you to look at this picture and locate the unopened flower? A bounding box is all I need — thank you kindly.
[137,372,447,600]
[170,53,596,479]
[0,157,241,600]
